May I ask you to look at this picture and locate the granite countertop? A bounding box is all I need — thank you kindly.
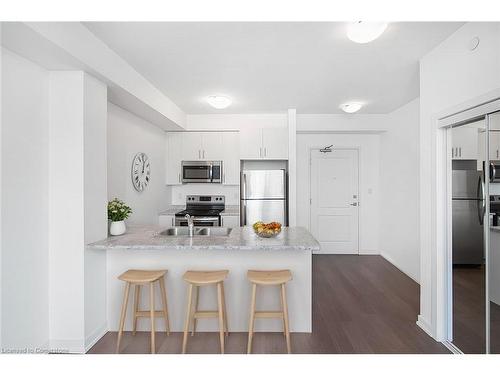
[86,225,319,251]
[158,205,184,216]
[159,205,239,217]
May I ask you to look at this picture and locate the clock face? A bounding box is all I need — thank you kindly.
[131,152,151,192]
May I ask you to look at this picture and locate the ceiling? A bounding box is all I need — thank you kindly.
[84,22,463,114]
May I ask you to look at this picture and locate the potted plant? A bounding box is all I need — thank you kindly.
[108,198,132,236]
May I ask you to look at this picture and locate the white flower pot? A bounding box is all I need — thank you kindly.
[110,220,126,236]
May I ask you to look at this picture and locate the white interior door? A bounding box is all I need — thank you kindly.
[310,149,359,254]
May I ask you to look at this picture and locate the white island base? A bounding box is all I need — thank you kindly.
[107,248,312,333]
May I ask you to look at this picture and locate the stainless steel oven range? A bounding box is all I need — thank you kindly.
[175,195,225,227]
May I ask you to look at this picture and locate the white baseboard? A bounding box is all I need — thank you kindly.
[416,314,434,338]
[85,323,108,353]
[380,251,419,284]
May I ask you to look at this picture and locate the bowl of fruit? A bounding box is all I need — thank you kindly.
[252,221,282,238]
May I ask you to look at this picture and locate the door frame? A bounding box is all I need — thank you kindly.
[308,147,360,254]
[437,98,500,352]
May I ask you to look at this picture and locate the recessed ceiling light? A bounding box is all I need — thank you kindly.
[346,22,388,44]
[340,102,363,113]
[206,95,232,109]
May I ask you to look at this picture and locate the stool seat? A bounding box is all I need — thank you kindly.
[118,269,167,283]
[247,269,292,285]
[183,270,229,285]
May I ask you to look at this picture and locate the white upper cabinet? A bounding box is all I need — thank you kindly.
[181,132,223,161]
[452,125,478,160]
[165,132,183,185]
[239,127,288,160]
[181,132,202,160]
[201,132,223,160]
[222,132,240,185]
[239,128,263,159]
[262,128,288,159]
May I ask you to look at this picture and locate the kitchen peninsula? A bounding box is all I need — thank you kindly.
[87,225,319,334]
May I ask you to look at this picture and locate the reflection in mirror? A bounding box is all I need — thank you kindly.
[488,111,500,354]
[451,119,487,353]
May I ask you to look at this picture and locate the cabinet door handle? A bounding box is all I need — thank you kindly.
[264,147,267,157]
[497,149,499,159]
[459,147,461,157]
[203,150,205,159]
[198,150,201,159]
[221,216,224,227]
[259,147,262,157]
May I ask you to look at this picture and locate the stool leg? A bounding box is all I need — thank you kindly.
[217,282,225,354]
[280,284,286,337]
[182,284,194,354]
[132,284,140,336]
[247,283,257,354]
[116,281,131,353]
[281,283,291,354]
[159,277,171,335]
[191,286,199,336]
[221,282,228,336]
[150,281,156,354]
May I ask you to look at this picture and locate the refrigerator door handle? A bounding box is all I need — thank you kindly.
[240,199,247,226]
[477,175,485,225]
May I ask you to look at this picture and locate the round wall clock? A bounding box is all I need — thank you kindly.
[131,152,151,192]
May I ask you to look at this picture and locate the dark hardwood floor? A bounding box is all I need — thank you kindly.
[87,255,449,354]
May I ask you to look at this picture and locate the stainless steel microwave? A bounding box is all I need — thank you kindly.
[182,161,222,183]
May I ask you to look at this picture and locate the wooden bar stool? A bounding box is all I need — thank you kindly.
[182,270,229,354]
[116,269,170,354]
[246,269,292,354]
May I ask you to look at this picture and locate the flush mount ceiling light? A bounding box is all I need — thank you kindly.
[346,21,388,44]
[340,102,363,113]
[206,95,232,109]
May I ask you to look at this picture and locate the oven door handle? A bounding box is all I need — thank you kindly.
[209,164,213,182]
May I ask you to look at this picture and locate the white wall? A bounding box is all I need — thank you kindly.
[107,103,170,224]
[419,22,500,339]
[296,130,381,254]
[297,114,388,132]
[380,98,420,282]
[1,47,50,351]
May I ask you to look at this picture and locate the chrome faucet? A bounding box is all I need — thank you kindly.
[185,214,194,237]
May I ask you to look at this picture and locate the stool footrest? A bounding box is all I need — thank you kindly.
[254,311,284,319]
[135,310,166,317]
[193,310,219,318]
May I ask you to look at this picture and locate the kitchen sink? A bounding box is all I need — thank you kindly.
[158,227,232,237]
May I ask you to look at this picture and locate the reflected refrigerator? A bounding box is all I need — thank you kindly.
[452,164,484,265]
[240,169,288,226]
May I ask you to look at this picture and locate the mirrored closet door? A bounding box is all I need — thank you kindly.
[451,110,500,354]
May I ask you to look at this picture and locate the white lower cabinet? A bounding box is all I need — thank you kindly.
[221,215,240,228]
[159,215,175,228]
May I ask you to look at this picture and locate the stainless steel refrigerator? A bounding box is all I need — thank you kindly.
[452,162,484,265]
[240,169,288,226]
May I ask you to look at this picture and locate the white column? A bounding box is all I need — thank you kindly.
[48,72,107,353]
[288,109,297,226]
